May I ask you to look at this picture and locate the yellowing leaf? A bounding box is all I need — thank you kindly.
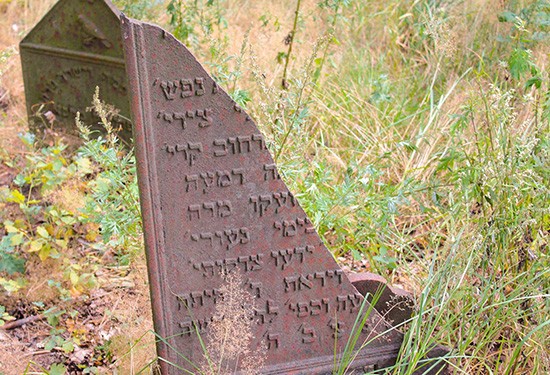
[38,245,51,261]
[5,224,18,233]
[36,226,50,238]
[69,270,79,286]
[8,190,25,204]
[0,277,26,293]
[70,285,82,298]
[10,233,24,246]
[55,239,68,248]
[28,240,43,252]
[85,231,99,242]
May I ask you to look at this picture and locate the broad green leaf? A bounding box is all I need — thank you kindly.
[10,233,24,246]
[55,239,68,249]
[52,158,63,172]
[61,216,76,225]
[76,157,93,174]
[0,277,25,293]
[525,76,542,89]
[49,364,67,375]
[0,252,25,274]
[44,337,57,351]
[61,340,74,353]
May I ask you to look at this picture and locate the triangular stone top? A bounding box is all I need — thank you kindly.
[121,16,404,374]
[19,0,132,143]
[21,0,123,58]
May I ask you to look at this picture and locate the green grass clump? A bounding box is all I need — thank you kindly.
[216,0,550,373]
[106,0,550,372]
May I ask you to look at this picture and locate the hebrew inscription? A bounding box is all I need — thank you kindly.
[122,15,404,374]
[20,0,132,143]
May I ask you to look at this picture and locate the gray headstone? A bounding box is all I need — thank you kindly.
[20,0,132,143]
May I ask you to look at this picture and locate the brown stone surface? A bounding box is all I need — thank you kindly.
[20,0,132,144]
[121,15,407,374]
[348,272,415,327]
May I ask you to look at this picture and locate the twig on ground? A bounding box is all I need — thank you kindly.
[0,314,45,330]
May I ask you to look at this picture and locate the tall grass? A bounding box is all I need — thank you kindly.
[102,0,550,372]
[228,0,549,373]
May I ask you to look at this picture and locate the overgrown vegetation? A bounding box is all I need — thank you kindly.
[0,0,548,374]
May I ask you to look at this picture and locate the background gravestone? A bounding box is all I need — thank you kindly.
[121,16,408,374]
[20,0,132,143]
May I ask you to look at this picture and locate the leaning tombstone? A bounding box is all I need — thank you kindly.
[20,0,132,143]
[121,15,447,374]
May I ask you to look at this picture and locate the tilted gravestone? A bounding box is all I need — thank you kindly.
[20,0,132,143]
[120,16,415,374]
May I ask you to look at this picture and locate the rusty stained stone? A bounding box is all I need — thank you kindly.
[20,0,132,144]
[121,16,409,374]
[347,272,415,327]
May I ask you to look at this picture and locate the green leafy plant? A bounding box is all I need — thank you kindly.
[0,304,15,326]
[76,88,142,259]
[0,228,25,274]
[114,0,162,20]
[21,307,84,375]
[167,0,228,48]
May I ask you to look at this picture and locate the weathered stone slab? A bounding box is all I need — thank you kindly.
[20,0,132,143]
[119,15,407,374]
[348,272,414,327]
[121,16,408,374]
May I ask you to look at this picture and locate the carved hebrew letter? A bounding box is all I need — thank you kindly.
[231,168,245,184]
[200,172,215,192]
[179,320,193,336]
[239,228,250,244]
[174,112,186,129]
[218,200,232,217]
[249,254,263,271]
[180,78,193,98]
[225,229,239,250]
[188,204,201,221]
[238,136,251,153]
[195,77,205,95]
[267,333,280,350]
[203,202,215,218]
[252,133,266,150]
[301,324,317,344]
[264,163,279,181]
[227,137,238,154]
[161,80,178,100]
[185,175,198,192]
[186,142,202,166]
[196,108,212,127]
[213,139,227,157]
[216,170,231,187]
